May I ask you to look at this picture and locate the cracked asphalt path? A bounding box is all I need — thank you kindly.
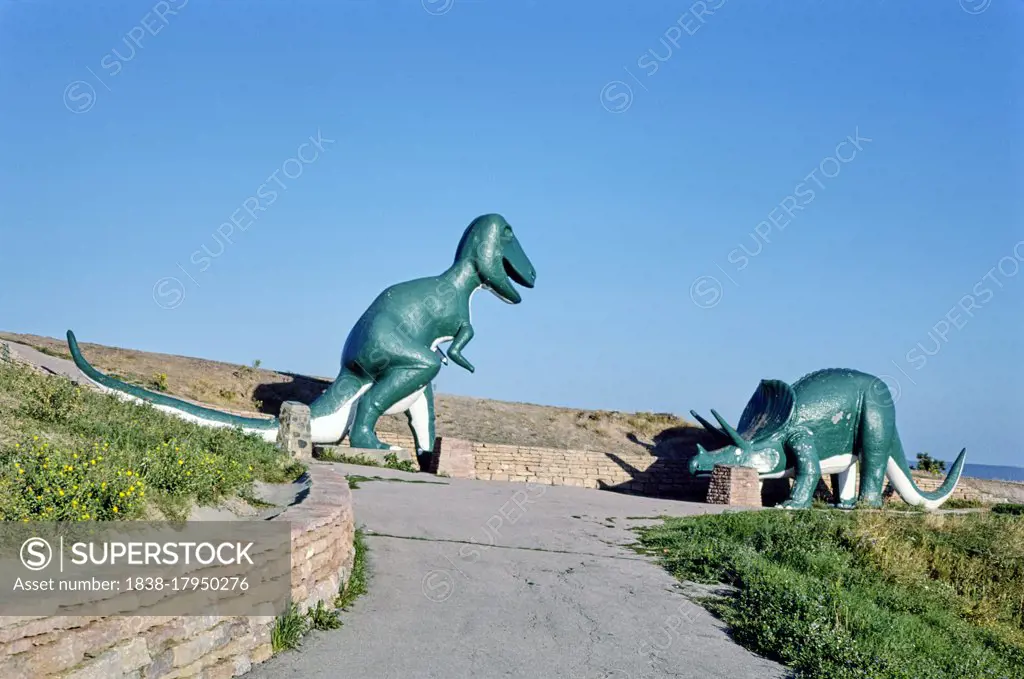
[249,464,785,679]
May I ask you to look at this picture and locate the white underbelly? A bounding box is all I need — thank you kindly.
[820,453,857,475]
[761,453,857,479]
[384,386,425,415]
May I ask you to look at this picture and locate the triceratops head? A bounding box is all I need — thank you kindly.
[455,214,536,304]
[688,379,796,478]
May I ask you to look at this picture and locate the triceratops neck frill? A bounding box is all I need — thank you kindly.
[737,379,796,442]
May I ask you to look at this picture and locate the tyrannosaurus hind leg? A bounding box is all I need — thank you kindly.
[349,350,442,451]
[405,381,436,457]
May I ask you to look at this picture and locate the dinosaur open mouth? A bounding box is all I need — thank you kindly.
[504,256,535,289]
[489,258,534,305]
[488,243,536,305]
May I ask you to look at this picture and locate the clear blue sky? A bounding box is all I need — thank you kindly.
[1,1,1021,466]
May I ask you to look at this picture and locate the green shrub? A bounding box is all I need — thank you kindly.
[17,370,85,423]
[993,503,1024,516]
[336,528,368,610]
[0,438,144,521]
[941,498,985,509]
[306,600,341,630]
[383,452,417,472]
[271,604,308,652]
[0,361,303,521]
[150,373,169,392]
[318,449,418,472]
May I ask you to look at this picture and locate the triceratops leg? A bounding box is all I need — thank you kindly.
[780,432,821,509]
[856,402,896,508]
[835,460,858,509]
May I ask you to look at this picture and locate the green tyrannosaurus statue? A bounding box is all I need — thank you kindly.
[687,369,967,509]
[67,214,536,456]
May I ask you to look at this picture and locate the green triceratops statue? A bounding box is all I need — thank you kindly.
[688,369,967,510]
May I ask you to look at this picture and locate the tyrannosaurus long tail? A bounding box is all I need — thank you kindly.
[886,433,968,510]
[67,330,281,440]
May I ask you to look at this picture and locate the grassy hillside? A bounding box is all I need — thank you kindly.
[637,509,1024,679]
[0,331,697,455]
[0,351,301,521]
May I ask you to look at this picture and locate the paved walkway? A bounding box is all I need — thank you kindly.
[249,464,784,679]
[2,340,87,381]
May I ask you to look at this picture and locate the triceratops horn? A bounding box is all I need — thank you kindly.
[696,443,708,456]
[710,409,747,448]
[690,410,724,436]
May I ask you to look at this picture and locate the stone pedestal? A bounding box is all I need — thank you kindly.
[277,401,312,461]
[706,465,762,507]
[428,437,476,479]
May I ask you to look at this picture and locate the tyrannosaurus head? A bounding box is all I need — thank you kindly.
[687,380,796,478]
[455,214,537,303]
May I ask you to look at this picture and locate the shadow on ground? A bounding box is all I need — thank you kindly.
[600,425,795,504]
[253,373,331,414]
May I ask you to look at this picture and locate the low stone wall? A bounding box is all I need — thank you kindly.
[438,437,707,500]
[0,464,355,678]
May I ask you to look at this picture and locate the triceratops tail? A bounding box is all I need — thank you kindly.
[887,437,968,510]
[66,330,279,441]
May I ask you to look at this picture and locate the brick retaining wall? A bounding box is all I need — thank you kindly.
[436,437,708,500]
[0,464,355,678]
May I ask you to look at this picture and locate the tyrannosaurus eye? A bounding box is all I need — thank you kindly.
[503,225,513,238]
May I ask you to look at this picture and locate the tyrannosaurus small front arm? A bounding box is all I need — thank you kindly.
[446,323,475,373]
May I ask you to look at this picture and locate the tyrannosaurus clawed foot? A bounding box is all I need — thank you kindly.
[348,425,392,451]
